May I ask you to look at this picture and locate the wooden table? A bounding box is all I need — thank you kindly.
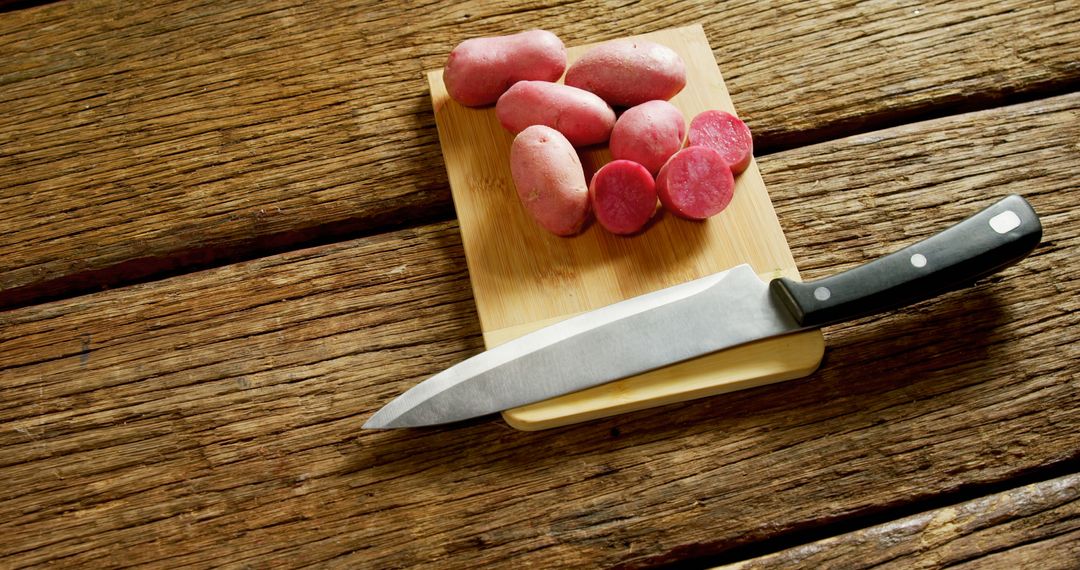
[1,1,1077,567]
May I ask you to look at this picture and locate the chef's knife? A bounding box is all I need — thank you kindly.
[364,194,1041,429]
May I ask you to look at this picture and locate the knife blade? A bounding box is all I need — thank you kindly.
[364,194,1041,429]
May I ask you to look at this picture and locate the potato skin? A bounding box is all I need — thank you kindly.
[443,29,566,107]
[609,100,686,174]
[565,39,686,107]
[496,81,616,147]
[509,125,590,236]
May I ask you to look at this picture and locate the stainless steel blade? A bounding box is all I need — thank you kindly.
[363,264,802,428]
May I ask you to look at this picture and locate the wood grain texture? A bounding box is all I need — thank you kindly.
[1,0,1078,307]
[2,92,1077,568]
[718,473,1080,570]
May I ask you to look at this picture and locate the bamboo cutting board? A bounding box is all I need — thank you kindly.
[427,24,824,430]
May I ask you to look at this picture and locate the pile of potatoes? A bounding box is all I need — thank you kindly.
[443,29,754,237]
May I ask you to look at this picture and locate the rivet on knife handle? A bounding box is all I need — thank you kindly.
[769,194,1042,328]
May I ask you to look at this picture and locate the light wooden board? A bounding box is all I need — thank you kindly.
[428,24,824,430]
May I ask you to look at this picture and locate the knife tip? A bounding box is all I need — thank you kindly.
[363,406,410,429]
[362,411,390,430]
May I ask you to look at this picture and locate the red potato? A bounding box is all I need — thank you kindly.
[687,110,754,174]
[589,160,657,235]
[496,81,616,147]
[443,29,566,107]
[609,100,686,175]
[509,125,590,236]
[564,39,686,107]
[656,146,735,220]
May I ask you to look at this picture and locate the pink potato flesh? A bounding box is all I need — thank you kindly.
[443,29,566,107]
[496,81,616,147]
[589,160,657,235]
[564,39,686,107]
[656,146,735,220]
[687,110,754,174]
[609,100,686,175]
[509,125,590,236]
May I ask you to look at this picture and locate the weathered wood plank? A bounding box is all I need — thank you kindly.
[1,92,1077,568]
[717,472,1080,570]
[1,0,1078,306]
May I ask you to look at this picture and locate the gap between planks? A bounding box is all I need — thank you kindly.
[651,454,1080,569]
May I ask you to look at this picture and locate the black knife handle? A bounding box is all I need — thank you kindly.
[769,194,1042,328]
